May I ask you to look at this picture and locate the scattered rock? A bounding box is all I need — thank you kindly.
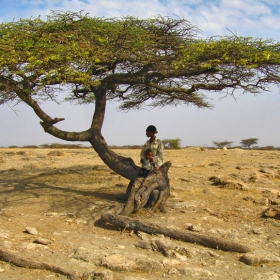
[180,178,192,182]
[135,239,152,250]
[178,266,215,277]
[34,237,52,245]
[82,270,114,280]
[115,183,126,188]
[248,172,273,184]
[209,176,247,190]
[100,253,163,272]
[167,267,180,275]
[185,223,202,232]
[25,227,38,235]
[262,207,280,219]
[240,249,280,265]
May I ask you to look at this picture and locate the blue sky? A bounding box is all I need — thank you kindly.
[0,0,280,147]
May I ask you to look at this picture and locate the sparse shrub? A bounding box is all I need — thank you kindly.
[162,139,181,149]
[40,143,83,149]
[258,146,276,150]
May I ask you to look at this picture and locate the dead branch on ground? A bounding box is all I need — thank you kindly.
[101,209,254,253]
[0,247,80,280]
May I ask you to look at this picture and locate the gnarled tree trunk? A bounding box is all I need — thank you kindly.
[120,161,172,216]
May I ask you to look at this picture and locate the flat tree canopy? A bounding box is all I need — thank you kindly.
[1,11,280,180]
[240,138,259,149]
[213,141,233,149]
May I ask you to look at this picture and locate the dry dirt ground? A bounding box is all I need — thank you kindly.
[0,147,280,280]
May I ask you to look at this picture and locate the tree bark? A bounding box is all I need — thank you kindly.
[89,129,140,180]
[18,85,141,180]
[120,161,172,216]
[101,210,253,253]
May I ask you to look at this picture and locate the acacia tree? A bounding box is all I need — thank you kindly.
[240,138,259,149]
[213,141,233,149]
[1,11,280,181]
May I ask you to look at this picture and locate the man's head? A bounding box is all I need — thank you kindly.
[146,125,158,137]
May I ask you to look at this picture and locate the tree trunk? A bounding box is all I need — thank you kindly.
[120,161,172,216]
[89,129,140,180]
[21,84,141,180]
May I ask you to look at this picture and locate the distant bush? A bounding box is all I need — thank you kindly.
[109,145,142,149]
[39,143,84,149]
[257,146,278,150]
[22,145,39,149]
[162,138,181,149]
[8,145,19,148]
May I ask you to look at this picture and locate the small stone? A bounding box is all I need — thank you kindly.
[168,267,179,275]
[262,207,280,219]
[240,249,280,265]
[83,270,114,280]
[34,237,52,245]
[25,227,38,235]
[185,223,193,230]
[185,223,202,232]
[251,229,262,235]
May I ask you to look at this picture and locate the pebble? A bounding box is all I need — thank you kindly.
[25,227,38,235]
[34,237,52,245]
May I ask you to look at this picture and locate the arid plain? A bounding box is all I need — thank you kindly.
[0,147,280,280]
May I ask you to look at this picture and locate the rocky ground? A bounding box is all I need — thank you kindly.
[0,147,280,280]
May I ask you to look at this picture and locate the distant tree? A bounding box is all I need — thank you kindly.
[213,141,233,149]
[162,139,181,149]
[240,138,258,149]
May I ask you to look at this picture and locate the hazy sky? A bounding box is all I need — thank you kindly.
[0,0,280,148]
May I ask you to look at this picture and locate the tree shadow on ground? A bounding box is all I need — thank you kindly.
[0,164,126,218]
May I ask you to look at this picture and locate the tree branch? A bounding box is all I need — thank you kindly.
[101,210,254,253]
[0,247,80,280]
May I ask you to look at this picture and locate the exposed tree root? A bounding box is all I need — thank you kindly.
[101,209,254,253]
[0,247,80,280]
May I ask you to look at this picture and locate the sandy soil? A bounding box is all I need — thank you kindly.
[0,147,280,280]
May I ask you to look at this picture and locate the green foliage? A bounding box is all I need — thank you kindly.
[162,138,181,149]
[240,138,259,149]
[1,11,280,150]
[1,11,280,110]
[213,141,233,149]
